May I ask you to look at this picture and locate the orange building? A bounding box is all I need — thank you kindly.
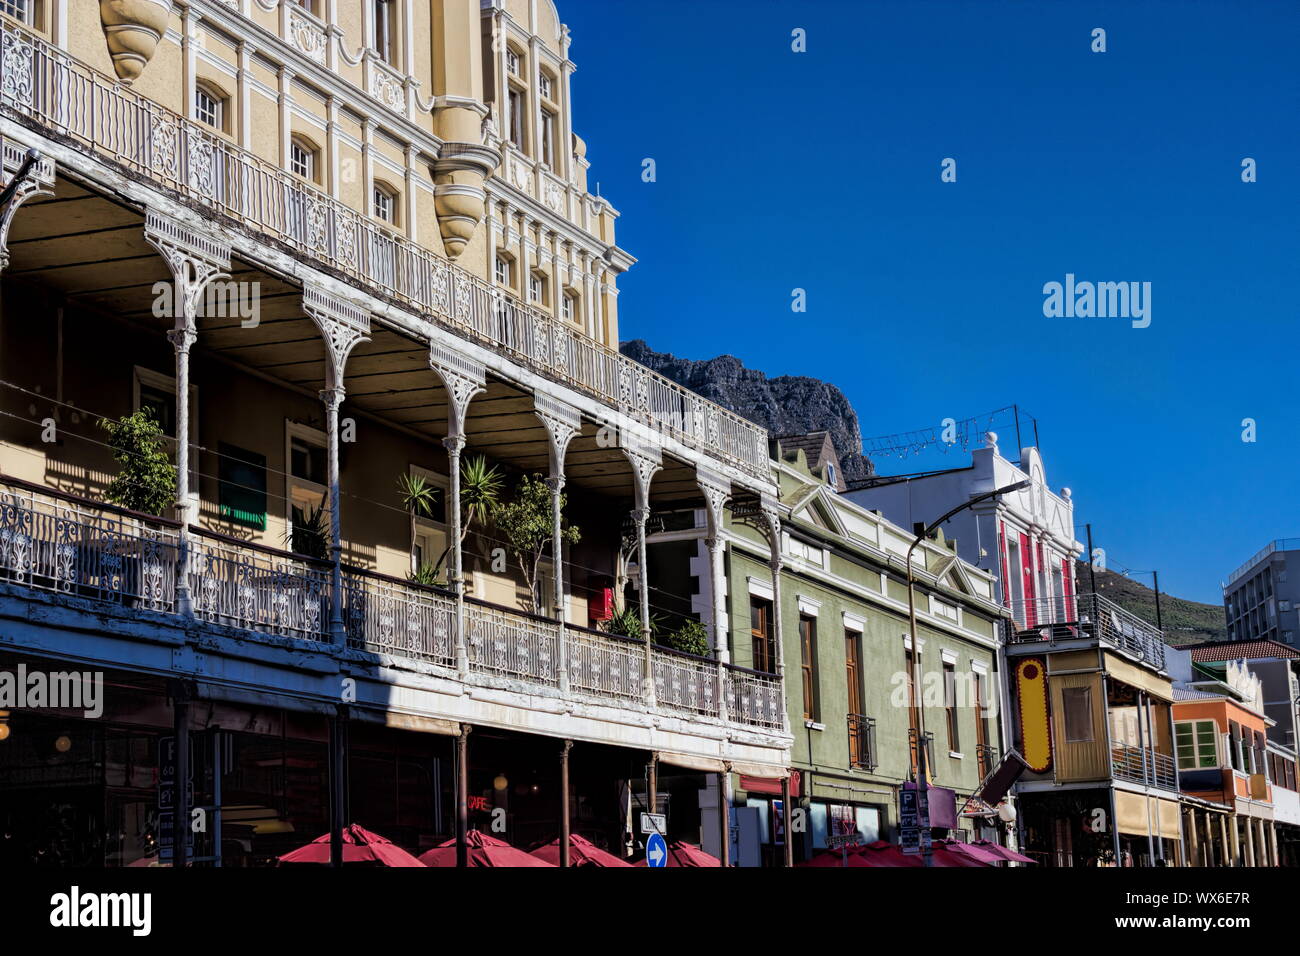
[1172,659,1279,866]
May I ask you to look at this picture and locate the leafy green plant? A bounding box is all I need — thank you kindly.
[397,472,439,574]
[99,410,178,517]
[663,618,709,657]
[493,473,580,616]
[602,606,644,640]
[285,498,330,560]
[407,562,443,588]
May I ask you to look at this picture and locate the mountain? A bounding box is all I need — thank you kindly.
[1076,561,1226,645]
[622,338,1224,642]
[620,339,876,481]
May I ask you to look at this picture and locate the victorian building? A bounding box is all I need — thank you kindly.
[686,435,1011,864]
[0,1,790,866]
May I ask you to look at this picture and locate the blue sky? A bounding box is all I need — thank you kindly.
[561,0,1299,605]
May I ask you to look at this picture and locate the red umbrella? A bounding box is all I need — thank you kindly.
[928,842,992,867]
[794,842,882,867]
[278,824,425,867]
[634,841,720,867]
[419,830,554,867]
[857,840,923,867]
[938,839,1003,866]
[531,833,632,867]
[972,839,1036,864]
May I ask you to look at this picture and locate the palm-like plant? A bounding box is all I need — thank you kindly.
[285,497,330,561]
[397,473,439,574]
[430,453,504,582]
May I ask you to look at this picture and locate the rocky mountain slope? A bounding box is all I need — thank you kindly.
[620,339,875,480]
[1076,561,1226,645]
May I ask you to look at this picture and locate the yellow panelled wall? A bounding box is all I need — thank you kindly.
[1048,671,1109,783]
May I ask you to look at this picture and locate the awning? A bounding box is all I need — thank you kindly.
[352,709,460,737]
[1104,653,1174,702]
[658,752,727,773]
[741,771,801,797]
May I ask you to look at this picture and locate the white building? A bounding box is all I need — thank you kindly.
[845,433,1083,630]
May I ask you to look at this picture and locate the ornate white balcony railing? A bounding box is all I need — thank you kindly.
[0,478,177,611]
[653,647,720,719]
[0,478,785,733]
[190,530,330,641]
[344,569,455,668]
[0,23,771,480]
[568,625,645,703]
[725,665,786,732]
[466,599,561,686]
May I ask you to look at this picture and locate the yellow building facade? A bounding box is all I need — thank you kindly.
[0,1,788,864]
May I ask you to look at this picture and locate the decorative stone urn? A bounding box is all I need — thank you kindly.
[99,0,172,85]
[431,107,501,260]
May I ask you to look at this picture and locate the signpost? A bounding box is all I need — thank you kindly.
[158,734,195,863]
[645,832,668,867]
[640,812,666,836]
[899,785,931,857]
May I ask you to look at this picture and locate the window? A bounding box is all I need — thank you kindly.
[407,466,448,574]
[372,184,397,224]
[826,463,836,487]
[195,85,225,131]
[372,0,395,65]
[287,424,329,554]
[494,256,512,287]
[528,272,546,305]
[785,535,826,568]
[943,661,959,753]
[906,648,921,776]
[973,670,991,761]
[290,138,318,182]
[1062,686,1094,743]
[218,443,268,531]
[508,88,524,149]
[540,110,556,167]
[1175,720,1219,770]
[799,615,818,721]
[506,49,520,77]
[561,292,576,322]
[931,597,959,622]
[750,598,774,674]
[539,73,553,100]
[0,1,34,25]
[844,632,862,715]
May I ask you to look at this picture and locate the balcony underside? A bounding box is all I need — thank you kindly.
[2,175,709,503]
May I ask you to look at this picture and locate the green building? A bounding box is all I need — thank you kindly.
[721,435,1011,864]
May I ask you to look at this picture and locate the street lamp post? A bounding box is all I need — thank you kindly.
[905,479,1030,867]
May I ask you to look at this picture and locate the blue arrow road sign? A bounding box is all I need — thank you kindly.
[646,832,668,868]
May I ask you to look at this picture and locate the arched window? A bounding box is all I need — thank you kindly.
[289,136,321,183]
[194,82,229,133]
[372,182,398,224]
[0,1,37,28]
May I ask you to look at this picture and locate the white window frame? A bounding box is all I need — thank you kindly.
[195,84,224,132]
[290,139,316,181]
[494,256,513,287]
[408,464,449,572]
[1175,719,1220,770]
[372,184,397,224]
[0,1,36,27]
[285,420,329,532]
